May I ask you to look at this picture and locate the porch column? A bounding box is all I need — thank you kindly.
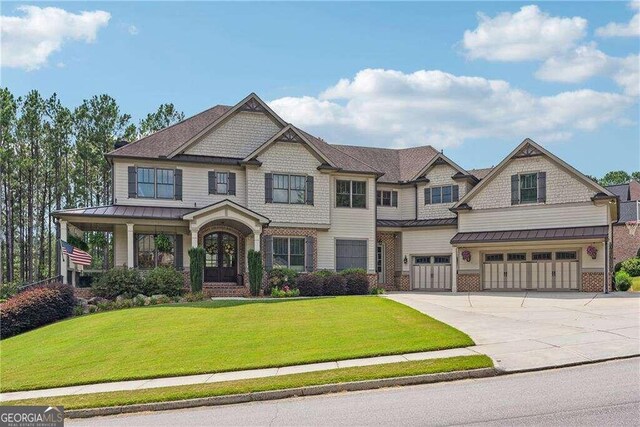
[60,220,68,284]
[253,231,261,252]
[127,223,135,268]
[191,228,199,249]
[451,247,458,293]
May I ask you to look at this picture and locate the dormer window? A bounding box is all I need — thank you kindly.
[511,172,546,205]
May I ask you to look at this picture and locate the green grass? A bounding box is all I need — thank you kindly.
[0,297,473,392]
[631,277,640,292]
[4,355,492,410]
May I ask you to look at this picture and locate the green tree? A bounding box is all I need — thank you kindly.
[632,172,640,182]
[138,103,184,137]
[599,170,631,186]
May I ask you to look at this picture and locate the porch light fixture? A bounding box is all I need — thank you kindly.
[403,255,408,265]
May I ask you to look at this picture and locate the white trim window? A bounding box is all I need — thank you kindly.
[273,237,305,272]
[376,190,398,207]
[215,172,228,195]
[273,174,306,204]
[336,180,366,208]
[519,173,538,204]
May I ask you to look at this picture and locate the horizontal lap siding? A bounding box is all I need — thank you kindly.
[114,160,247,208]
[400,186,416,220]
[401,228,456,272]
[376,184,402,220]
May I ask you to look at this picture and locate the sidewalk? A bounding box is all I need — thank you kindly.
[0,347,479,402]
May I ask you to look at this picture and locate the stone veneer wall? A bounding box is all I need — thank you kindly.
[613,225,640,266]
[582,272,605,292]
[457,273,481,292]
[376,231,397,290]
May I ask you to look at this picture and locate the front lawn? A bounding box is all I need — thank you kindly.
[5,355,492,410]
[631,276,640,291]
[0,297,473,391]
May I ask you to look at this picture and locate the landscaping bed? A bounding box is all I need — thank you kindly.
[4,355,492,410]
[0,297,474,392]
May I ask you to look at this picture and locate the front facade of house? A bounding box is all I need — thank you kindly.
[53,93,618,295]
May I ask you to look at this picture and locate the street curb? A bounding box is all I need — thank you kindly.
[65,367,498,419]
[493,353,640,375]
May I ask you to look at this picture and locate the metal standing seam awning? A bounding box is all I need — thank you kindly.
[450,225,609,245]
[51,205,197,220]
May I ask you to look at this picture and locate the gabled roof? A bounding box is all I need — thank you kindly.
[618,200,640,224]
[107,105,232,159]
[468,167,493,180]
[606,183,630,201]
[411,152,469,182]
[453,138,615,209]
[182,199,269,224]
[330,144,439,182]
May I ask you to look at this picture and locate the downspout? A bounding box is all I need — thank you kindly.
[414,183,418,220]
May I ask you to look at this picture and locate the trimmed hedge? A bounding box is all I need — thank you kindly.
[248,249,263,297]
[143,267,185,297]
[621,257,640,277]
[295,274,324,296]
[615,270,632,291]
[323,274,347,296]
[189,247,205,293]
[343,271,370,295]
[92,268,144,299]
[1,283,76,339]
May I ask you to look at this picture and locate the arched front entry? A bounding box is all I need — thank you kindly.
[203,232,238,282]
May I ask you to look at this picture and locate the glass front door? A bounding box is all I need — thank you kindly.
[203,232,238,282]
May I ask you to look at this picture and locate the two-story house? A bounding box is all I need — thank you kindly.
[52,93,618,295]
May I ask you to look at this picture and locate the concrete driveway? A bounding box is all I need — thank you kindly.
[387,292,640,372]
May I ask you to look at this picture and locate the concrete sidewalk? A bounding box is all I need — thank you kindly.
[0,347,479,402]
[387,292,640,372]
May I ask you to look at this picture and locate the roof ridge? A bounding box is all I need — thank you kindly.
[108,104,232,156]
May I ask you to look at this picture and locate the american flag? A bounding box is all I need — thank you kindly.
[61,240,92,266]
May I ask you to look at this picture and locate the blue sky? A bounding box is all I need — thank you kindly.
[2,1,639,176]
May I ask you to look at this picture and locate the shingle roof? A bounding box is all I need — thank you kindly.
[451,226,609,244]
[52,205,196,220]
[618,200,640,223]
[606,183,630,201]
[107,105,232,159]
[468,167,493,180]
[331,144,439,183]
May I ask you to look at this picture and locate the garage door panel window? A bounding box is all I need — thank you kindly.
[507,253,526,261]
[433,256,451,264]
[485,253,504,262]
[532,252,552,261]
[556,251,577,260]
[414,256,430,264]
[336,240,367,271]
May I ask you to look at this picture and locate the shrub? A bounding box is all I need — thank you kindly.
[91,268,144,299]
[295,274,323,296]
[142,267,184,297]
[343,271,370,295]
[183,292,207,302]
[614,261,624,273]
[615,270,632,291]
[248,249,263,296]
[1,283,76,339]
[0,282,19,300]
[370,286,386,295]
[338,268,367,276]
[189,247,205,292]
[266,268,298,294]
[271,285,300,298]
[312,269,334,278]
[637,246,640,258]
[151,295,171,304]
[323,274,347,296]
[621,257,640,277]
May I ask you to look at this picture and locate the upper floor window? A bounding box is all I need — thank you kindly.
[208,170,236,196]
[376,190,398,207]
[273,237,305,272]
[337,180,366,208]
[512,172,546,205]
[273,174,306,204]
[425,185,458,205]
[216,172,228,195]
[137,168,174,199]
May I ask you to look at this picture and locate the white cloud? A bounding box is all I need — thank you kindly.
[462,5,587,61]
[596,1,640,37]
[269,69,634,149]
[535,43,612,83]
[128,25,139,36]
[613,54,640,97]
[0,5,110,70]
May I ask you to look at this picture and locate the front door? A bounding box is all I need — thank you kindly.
[203,232,238,282]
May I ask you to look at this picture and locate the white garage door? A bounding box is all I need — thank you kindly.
[483,250,580,291]
[412,255,452,291]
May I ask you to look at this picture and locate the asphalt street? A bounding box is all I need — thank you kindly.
[69,358,640,426]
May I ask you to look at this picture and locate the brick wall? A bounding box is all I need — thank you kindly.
[261,226,318,271]
[613,225,640,266]
[376,231,397,289]
[582,272,605,292]
[457,273,481,292]
[394,273,410,291]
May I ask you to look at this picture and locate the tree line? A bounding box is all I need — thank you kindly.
[0,88,184,285]
[1,87,638,285]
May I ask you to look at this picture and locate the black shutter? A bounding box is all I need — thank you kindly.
[452,185,459,202]
[174,169,183,200]
[175,235,183,269]
[392,191,398,207]
[264,235,273,270]
[208,171,216,194]
[511,175,519,205]
[306,176,314,205]
[537,172,546,203]
[128,166,137,198]
[305,236,315,272]
[228,173,236,196]
[265,173,273,203]
[376,191,381,206]
[424,187,431,205]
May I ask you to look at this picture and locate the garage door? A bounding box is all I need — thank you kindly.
[412,255,452,291]
[483,250,580,291]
